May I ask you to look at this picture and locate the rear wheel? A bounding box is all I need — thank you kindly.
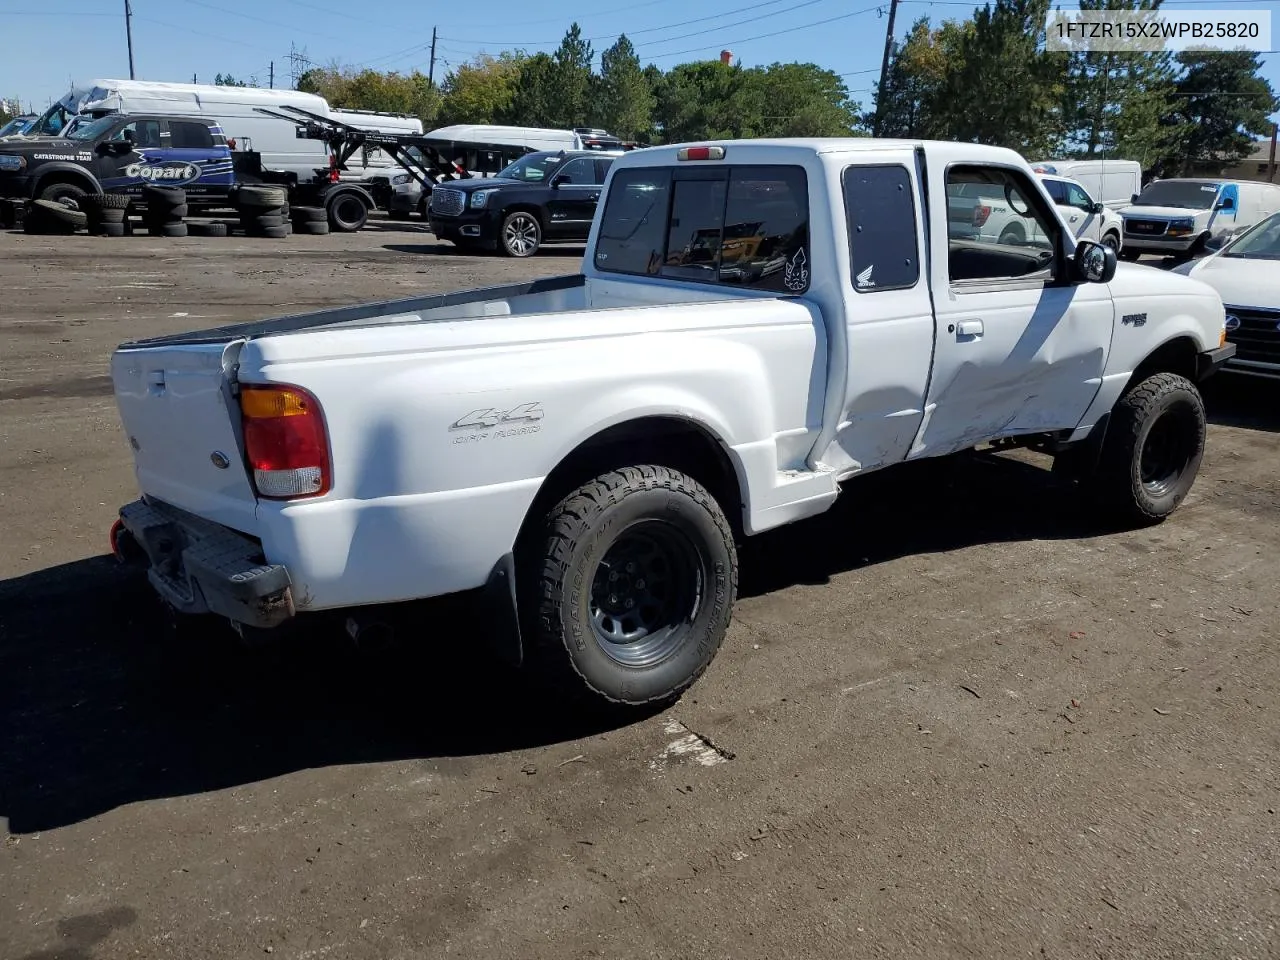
[998,223,1025,246]
[1090,372,1206,524]
[327,193,368,232]
[526,465,737,708]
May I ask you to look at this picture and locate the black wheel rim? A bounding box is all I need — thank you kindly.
[588,521,704,668]
[1140,404,1198,497]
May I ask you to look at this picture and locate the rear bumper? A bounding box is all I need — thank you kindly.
[114,498,295,629]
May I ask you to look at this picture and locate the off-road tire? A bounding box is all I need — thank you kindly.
[1089,372,1206,524]
[37,181,89,209]
[33,198,87,229]
[292,205,327,223]
[188,221,229,238]
[258,225,289,239]
[160,222,189,238]
[97,207,127,224]
[97,192,131,210]
[237,185,289,209]
[253,213,285,229]
[300,220,330,235]
[526,465,738,708]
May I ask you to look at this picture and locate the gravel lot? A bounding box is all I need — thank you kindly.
[2,221,1278,960]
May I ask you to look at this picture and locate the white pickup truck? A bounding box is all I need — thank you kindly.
[109,138,1235,710]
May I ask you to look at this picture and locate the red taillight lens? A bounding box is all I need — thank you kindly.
[973,204,991,227]
[239,385,331,499]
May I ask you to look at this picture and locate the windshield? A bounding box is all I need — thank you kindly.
[29,102,73,138]
[1222,212,1280,259]
[495,152,563,183]
[0,117,32,137]
[1134,180,1220,209]
[65,116,118,141]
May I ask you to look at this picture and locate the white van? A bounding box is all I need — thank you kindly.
[426,124,582,153]
[1119,178,1280,260]
[25,80,337,180]
[1029,159,1142,212]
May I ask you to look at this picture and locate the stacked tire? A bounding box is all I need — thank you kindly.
[23,199,86,235]
[291,205,330,236]
[237,185,290,238]
[144,185,188,238]
[86,192,131,237]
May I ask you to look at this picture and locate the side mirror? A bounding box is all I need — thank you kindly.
[1090,201,1105,214]
[99,140,130,156]
[1074,239,1117,284]
[1130,193,1140,205]
[551,174,568,189]
[1217,198,1234,211]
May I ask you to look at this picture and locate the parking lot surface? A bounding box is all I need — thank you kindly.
[2,224,1278,960]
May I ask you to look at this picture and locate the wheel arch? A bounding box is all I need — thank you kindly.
[32,164,101,198]
[1128,334,1199,391]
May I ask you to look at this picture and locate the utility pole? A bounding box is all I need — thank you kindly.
[1270,122,1277,183]
[428,26,438,87]
[124,0,136,80]
[269,62,275,89]
[872,0,899,138]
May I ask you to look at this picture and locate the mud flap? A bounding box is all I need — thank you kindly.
[481,553,523,669]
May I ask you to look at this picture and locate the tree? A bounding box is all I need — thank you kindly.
[438,54,524,125]
[552,23,594,128]
[939,0,1066,155]
[596,35,654,139]
[506,52,559,127]
[750,63,861,137]
[1058,0,1176,158]
[213,73,248,87]
[653,60,754,142]
[298,65,439,123]
[1161,48,1279,175]
[870,17,967,139]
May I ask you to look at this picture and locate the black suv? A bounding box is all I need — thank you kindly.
[428,149,621,257]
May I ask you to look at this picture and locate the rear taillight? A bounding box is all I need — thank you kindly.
[239,384,331,499]
[973,204,991,227]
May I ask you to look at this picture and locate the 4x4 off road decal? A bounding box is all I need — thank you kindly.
[123,159,202,185]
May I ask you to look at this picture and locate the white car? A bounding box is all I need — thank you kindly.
[1172,210,1280,379]
[109,137,1233,711]
[948,174,1122,251]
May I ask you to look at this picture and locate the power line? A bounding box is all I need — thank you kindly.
[645,4,884,61]
[176,0,352,44]
[438,0,832,49]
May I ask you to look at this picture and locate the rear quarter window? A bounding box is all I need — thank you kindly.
[594,164,810,293]
[842,165,919,291]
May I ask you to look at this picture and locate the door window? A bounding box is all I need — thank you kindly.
[113,120,162,149]
[1066,182,1094,210]
[946,166,1060,283]
[594,157,615,183]
[555,157,596,184]
[168,120,216,149]
[1041,178,1068,204]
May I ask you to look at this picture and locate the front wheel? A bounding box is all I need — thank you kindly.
[39,181,88,210]
[327,193,368,232]
[1091,372,1206,524]
[500,211,541,257]
[527,465,738,708]
[1101,231,1120,252]
[1118,248,1141,262]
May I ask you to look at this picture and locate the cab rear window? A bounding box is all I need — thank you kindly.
[595,164,810,293]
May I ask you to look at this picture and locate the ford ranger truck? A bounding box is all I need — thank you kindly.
[108,139,1235,711]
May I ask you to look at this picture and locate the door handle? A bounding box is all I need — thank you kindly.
[589,192,600,200]
[1070,215,1079,222]
[956,319,984,338]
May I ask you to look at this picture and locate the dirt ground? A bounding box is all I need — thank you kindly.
[1,220,1278,960]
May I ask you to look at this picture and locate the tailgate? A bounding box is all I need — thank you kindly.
[111,338,260,534]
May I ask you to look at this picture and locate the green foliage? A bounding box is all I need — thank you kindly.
[213,73,248,87]
[595,35,655,141]
[298,64,439,123]
[1161,49,1279,175]
[437,54,524,125]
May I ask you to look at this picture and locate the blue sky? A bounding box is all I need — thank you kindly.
[4,0,1279,126]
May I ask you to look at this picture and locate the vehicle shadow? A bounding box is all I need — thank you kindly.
[381,243,585,258]
[0,450,1130,834]
[738,450,1118,597]
[1202,374,1280,433]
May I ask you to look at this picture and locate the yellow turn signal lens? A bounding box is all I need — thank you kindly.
[240,386,310,418]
